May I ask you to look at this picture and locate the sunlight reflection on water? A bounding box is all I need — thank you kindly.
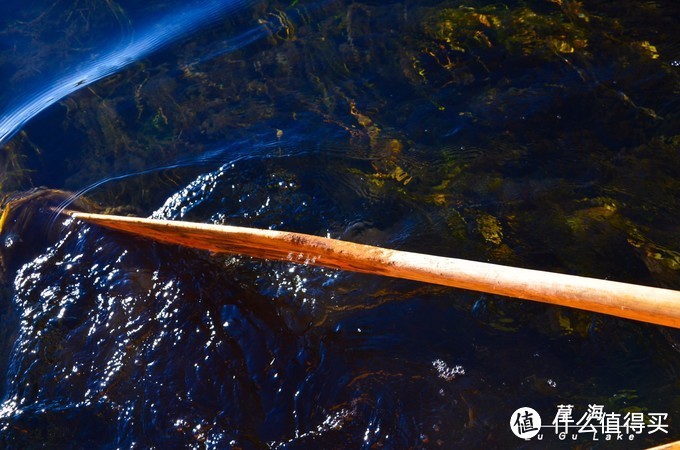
[0,0,258,145]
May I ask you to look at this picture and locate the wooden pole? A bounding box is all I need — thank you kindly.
[61,210,680,329]
[646,441,680,450]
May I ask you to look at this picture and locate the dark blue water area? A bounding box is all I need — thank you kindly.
[1,0,680,448]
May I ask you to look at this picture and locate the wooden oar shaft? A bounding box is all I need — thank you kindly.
[646,440,680,450]
[64,210,680,328]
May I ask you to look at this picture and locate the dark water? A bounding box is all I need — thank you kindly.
[1,0,680,448]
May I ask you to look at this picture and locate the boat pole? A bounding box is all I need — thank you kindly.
[62,210,680,329]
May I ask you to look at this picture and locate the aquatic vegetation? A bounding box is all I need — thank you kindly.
[416,2,591,89]
[348,102,415,186]
[474,212,503,245]
[628,230,680,290]
[0,134,34,191]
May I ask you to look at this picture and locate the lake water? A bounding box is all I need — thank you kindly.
[1,0,679,447]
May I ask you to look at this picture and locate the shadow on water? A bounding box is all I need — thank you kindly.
[0,0,680,448]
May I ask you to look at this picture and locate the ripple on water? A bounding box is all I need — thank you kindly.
[0,150,483,448]
[0,0,260,145]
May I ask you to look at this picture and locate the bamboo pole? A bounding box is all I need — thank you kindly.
[62,210,680,329]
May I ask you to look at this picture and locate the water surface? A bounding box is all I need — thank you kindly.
[1,0,679,447]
